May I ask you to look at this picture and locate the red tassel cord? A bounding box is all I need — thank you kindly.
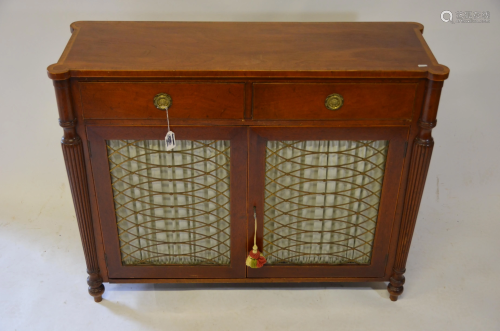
[248,249,267,268]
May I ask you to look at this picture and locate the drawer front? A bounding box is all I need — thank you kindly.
[253,83,417,120]
[80,82,245,119]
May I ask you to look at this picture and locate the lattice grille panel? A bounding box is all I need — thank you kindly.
[264,140,389,265]
[106,140,231,266]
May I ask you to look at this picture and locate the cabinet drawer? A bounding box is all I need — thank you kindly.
[80,82,245,119]
[253,83,416,120]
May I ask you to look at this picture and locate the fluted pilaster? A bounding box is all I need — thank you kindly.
[54,79,104,302]
[388,80,443,301]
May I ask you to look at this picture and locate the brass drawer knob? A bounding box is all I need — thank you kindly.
[325,93,344,110]
[154,93,172,110]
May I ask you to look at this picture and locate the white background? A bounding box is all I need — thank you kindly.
[1,0,499,330]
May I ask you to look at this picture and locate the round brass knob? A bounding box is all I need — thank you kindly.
[325,93,344,110]
[153,93,172,110]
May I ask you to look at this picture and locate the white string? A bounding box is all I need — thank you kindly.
[253,208,257,249]
[165,107,170,132]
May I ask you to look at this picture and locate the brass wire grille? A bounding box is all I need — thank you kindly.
[106,140,231,266]
[264,140,389,265]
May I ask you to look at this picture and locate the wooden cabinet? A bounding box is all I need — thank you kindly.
[47,21,449,302]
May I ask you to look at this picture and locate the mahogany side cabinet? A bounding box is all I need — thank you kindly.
[47,21,449,302]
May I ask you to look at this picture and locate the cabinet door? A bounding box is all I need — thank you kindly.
[248,127,408,278]
[88,126,247,279]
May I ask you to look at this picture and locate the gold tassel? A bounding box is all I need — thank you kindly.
[246,207,266,268]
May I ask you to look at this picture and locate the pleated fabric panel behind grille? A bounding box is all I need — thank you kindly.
[264,140,389,265]
[106,139,231,266]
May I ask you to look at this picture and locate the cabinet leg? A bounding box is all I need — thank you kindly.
[387,269,405,301]
[87,271,105,303]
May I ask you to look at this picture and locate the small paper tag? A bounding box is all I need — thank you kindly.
[165,131,176,151]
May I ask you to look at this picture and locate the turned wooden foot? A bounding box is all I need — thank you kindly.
[87,271,105,303]
[387,269,405,301]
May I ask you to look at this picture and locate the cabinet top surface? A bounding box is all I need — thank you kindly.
[47,21,449,80]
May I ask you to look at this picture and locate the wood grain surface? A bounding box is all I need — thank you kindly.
[47,21,449,80]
